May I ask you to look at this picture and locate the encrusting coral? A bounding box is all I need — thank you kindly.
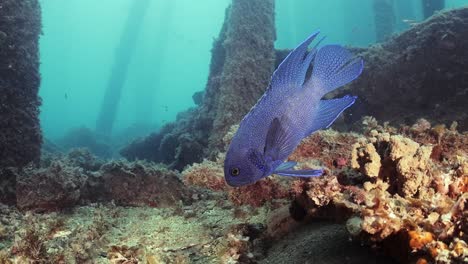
[0,117,465,263]
[182,157,289,207]
[291,117,467,263]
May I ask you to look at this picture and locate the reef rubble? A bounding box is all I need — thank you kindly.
[181,117,467,263]
[290,117,468,264]
[0,117,466,263]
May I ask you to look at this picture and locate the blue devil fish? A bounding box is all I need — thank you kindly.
[224,31,364,187]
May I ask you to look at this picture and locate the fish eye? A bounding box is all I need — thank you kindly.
[230,167,240,176]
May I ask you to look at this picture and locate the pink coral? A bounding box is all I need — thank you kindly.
[228,178,289,207]
[182,159,226,191]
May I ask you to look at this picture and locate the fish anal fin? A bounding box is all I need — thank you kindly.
[275,169,323,178]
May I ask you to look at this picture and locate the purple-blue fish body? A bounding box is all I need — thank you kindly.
[224,31,364,187]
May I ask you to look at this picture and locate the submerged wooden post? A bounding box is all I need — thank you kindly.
[120,0,277,169]
[96,0,150,136]
[422,0,445,19]
[0,0,42,168]
[208,0,276,152]
[373,0,396,42]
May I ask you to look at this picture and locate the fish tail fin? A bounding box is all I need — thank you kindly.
[305,45,363,95]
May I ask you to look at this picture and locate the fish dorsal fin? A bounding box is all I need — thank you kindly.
[264,117,300,161]
[270,31,323,90]
[305,45,363,96]
[306,95,357,136]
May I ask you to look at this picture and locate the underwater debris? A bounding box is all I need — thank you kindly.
[292,118,467,263]
[107,245,143,264]
[219,223,266,263]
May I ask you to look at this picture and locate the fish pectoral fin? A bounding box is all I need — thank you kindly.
[307,95,357,136]
[264,117,301,161]
[274,169,323,178]
[273,161,297,172]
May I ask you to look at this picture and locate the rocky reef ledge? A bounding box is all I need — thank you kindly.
[0,117,465,263]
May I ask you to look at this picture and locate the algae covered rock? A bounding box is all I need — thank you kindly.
[101,161,192,207]
[16,161,87,211]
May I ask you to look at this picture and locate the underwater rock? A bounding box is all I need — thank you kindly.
[59,126,112,158]
[65,148,104,172]
[0,0,42,168]
[16,161,87,212]
[192,90,204,106]
[228,178,289,208]
[121,0,276,170]
[100,161,192,207]
[182,156,290,207]
[274,8,468,131]
[219,223,266,263]
[0,168,18,205]
[352,134,435,197]
[340,7,468,130]
[291,118,467,263]
[182,159,226,191]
